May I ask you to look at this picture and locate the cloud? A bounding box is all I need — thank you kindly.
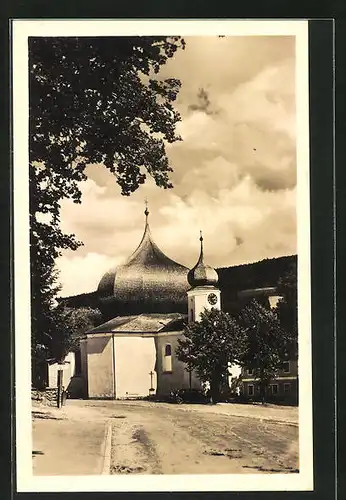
[56,252,116,297]
[56,35,298,296]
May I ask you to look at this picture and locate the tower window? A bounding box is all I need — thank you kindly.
[190,308,194,322]
[165,344,171,356]
[248,384,254,396]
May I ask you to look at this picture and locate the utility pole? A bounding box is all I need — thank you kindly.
[57,365,63,408]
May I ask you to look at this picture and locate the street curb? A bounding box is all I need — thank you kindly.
[100,420,112,475]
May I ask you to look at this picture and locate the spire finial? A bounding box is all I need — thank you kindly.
[144,198,149,218]
[199,230,204,259]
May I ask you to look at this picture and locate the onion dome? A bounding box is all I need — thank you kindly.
[97,204,189,316]
[187,231,219,287]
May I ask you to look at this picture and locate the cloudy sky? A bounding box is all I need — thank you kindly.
[57,35,297,297]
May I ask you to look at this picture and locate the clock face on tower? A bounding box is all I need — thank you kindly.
[207,293,218,305]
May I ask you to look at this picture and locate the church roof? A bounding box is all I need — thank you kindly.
[97,207,189,315]
[87,312,187,335]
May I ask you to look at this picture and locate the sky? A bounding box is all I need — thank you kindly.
[57,35,297,297]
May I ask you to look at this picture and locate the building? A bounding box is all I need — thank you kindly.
[237,288,298,405]
[240,360,298,405]
[79,207,221,399]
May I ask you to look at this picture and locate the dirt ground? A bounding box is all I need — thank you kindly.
[37,399,299,476]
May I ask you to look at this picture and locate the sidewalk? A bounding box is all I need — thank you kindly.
[32,404,109,475]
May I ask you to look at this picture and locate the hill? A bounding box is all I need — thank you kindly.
[58,255,297,317]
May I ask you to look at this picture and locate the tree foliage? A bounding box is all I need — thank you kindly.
[29,36,185,371]
[238,299,294,401]
[176,309,247,402]
[275,261,298,358]
[50,306,103,363]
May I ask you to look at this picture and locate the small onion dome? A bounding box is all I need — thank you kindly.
[187,231,219,287]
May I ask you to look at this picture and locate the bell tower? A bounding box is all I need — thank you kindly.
[187,231,221,323]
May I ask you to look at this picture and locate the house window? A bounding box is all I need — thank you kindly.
[284,383,291,393]
[163,343,172,372]
[271,384,278,395]
[247,368,254,376]
[283,361,290,373]
[248,384,254,396]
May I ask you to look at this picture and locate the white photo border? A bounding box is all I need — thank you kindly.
[12,19,312,493]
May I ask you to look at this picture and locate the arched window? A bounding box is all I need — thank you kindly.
[163,343,172,373]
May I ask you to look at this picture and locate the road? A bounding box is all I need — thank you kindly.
[33,400,299,475]
[32,400,298,475]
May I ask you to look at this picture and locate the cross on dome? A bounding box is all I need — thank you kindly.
[144,198,149,218]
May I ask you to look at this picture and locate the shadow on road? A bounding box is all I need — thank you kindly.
[242,465,299,473]
[32,411,64,421]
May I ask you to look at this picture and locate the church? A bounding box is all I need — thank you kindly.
[79,206,222,399]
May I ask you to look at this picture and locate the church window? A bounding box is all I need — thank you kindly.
[190,308,194,321]
[163,343,172,372]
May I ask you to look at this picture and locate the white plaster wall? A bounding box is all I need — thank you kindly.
[87,335,115,399]
[155,333,201,396]
[48,352,75,389]
[114,336,156,398]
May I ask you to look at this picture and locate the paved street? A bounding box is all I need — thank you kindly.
[32,400,298,475]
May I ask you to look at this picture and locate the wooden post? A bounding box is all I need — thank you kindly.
[149,371,154,390]
[57,368,63,409]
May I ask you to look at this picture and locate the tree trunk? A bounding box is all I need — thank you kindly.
[210,374,221,404]
[259,381,268,404]
[57,368,63,409]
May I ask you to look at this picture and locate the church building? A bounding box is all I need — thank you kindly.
[80,206,221,399]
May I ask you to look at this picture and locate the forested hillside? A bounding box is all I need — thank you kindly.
[58,255,297,318]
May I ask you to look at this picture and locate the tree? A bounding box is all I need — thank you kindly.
[50,306,103,363]
[176,309,247,403]
[29,36,185,371]
[275,262,298,360]
[238,299,294,402]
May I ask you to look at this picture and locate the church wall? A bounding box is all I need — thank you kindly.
[114,336,156,398]
[155,332,201,396]
[86,335,115,399]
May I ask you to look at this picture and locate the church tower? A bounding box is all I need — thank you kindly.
[187,231,221,323]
